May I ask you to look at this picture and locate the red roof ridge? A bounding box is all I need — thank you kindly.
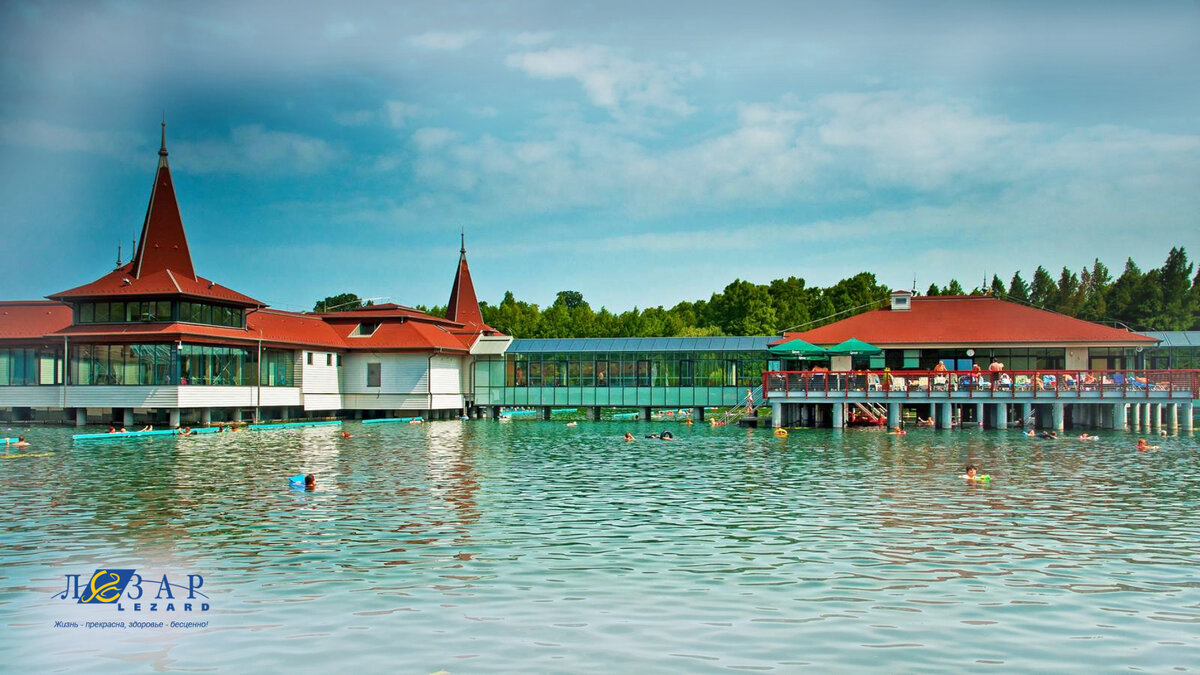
[131,123,197,280]
[0,300,66,307]
[165,269,183,293]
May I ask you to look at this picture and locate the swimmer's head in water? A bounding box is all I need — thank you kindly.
[305,474,315,487]
[964,463,979,476]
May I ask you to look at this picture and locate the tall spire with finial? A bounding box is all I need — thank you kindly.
[446,231,484,327]
[130,117,197,280]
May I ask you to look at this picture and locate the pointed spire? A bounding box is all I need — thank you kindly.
[131,120,196,280]
[445,234,484,327]
[460,228,466,256]
[159,114,167,158]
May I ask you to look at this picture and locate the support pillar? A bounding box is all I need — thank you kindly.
[122,408,134,428]
[1052,403,1065,431]
[831,403,844,429]
[1168,403,1179,430]
[771,402,782,428]
[201,408,212,426]
[1150,403,1161,429]
[1111,403,1126,430]
[75,407,87,427]
[1183,402,1194,432]
[974,403,984,426]
[937,402,953,429]
[993,403,1008,429]
[642,406,652,421]
[169,409,181,427]
[232,408,243,422]
[887,402,901,428]
[589,407,601,421]
[1019,403,1032,427]
[1132,403,1142,428]
[694,407,705,422]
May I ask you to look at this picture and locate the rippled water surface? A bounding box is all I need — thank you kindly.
[1,421,1198,672]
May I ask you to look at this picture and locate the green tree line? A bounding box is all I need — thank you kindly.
[318,247,1200,338]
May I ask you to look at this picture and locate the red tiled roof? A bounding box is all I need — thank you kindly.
[48,265,263,307]
[775,296,1158,346]
[247,309,346,348]
[0,301,73,339]
[327,318,469,352]
[445,246,489,330]
[320,303,463,327]
[132,150,195,279]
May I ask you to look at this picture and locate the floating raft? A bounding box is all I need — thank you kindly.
[74,428,221,441]
[361,416,424,425]
[500,410,540,417]
[3,437,20,443]
[611,412,639,420]
[248,421,341,431]
[550,408,577,414]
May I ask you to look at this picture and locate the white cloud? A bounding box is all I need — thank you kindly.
[325,21,360,40]
[385,100,419,128]
[173,125,343,175]
[410,30,482,51]
[506,45,700,117]
[411,127,459,151]
[0,120,139,159]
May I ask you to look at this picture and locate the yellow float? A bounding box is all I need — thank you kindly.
[774,428,788,438]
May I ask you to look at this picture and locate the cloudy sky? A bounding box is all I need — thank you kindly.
[1,1,1197,312]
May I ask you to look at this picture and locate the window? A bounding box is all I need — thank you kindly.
[366,362,381,387]
[353,322,379,337]
[307,352,313,365]
[326,354,332,366]
[336,354,342,367]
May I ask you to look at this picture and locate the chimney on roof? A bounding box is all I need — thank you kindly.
[890,289,912,311]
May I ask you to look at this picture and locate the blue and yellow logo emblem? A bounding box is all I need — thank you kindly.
[78,569,136,604]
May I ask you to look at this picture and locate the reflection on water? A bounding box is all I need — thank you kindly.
[1,422,1198,672]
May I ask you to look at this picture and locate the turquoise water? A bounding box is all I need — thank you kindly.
[1,422,1198,672]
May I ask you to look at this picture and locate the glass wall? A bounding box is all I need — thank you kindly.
[503,351,767,388]
[0,348,49,386]
[67,343,295,386]
[76,299,244,328]
[884,348,1066,371]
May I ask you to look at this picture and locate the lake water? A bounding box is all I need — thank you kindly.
[1,421,1198,672]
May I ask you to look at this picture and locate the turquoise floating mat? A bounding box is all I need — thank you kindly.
[361,417,423,425]
[501,410,539,417]
[74,428,221,441]
[550,408,577,414]
[612,412,639,420]
[3,437,20,443]
[248,420,342,431]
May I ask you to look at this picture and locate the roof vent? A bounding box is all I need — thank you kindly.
[890,290,912,311]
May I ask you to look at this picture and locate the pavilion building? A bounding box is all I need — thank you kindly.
[0,126,507,426]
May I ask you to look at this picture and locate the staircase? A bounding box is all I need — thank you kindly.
[852,401,888,425]
[711,385,763,427]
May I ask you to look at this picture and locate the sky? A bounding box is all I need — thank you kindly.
[1,0,1198,313]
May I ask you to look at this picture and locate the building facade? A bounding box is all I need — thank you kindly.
[0,127,509,426]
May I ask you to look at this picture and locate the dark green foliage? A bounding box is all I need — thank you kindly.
[1008,272,1031,303]
[314,293,364,312]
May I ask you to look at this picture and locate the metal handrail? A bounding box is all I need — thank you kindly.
[761,369,1200,400]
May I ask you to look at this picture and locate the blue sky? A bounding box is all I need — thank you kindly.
[1,1,1197,313]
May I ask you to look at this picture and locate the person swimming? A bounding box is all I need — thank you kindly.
[565,421,578,427]
[660,430,674,440]
[624,432,634,442]
[1135,438,1160,451]
[305,474,316,490]
[6,435,30,448]
[341,431,353,438]
[888,426,907,435]
[1078,433,1098,441]
[962,463,990,482]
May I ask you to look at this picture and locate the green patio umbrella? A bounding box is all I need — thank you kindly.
[825,337,882,356]
[768,337,829,359]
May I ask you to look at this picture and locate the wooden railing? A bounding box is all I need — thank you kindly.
[762,369,1200,400]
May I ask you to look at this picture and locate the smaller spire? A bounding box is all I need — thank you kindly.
[460,228,466,256]
[159,114,168,157]
[116,241,123,267]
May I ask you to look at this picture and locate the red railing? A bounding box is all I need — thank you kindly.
[762,369,1200,400]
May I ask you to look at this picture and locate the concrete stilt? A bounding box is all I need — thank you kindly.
[1132,403,1142,428]
[1183,403,1194,432]
[232,408,243,422]
[974,403,984,426]
[1020,403,1033,425]
[831,403,844,429]
[937,402,953,429]
[1151,403,1162,429]
[122,408,134,428]
[169,409,181,427]
[201,408,212,426]
[1168,403,1179,430]
[993,403,1008,429]
[75,408,87,427]
[888,402,901,428]
[771,402,782,428]
[1113,403,1126,430]
[694,407,705,422]
[1052,403,1065,431]
[642,406,652,421]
